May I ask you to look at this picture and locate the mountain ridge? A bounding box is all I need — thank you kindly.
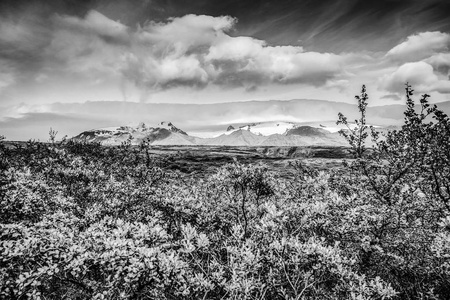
[71,123,355,147]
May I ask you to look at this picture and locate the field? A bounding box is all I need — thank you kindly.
[143,145,352,177]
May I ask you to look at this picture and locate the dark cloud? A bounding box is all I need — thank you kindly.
[126,0,450,52]
[0,0,97,18]
[2,0,450,57]
[3,0,450,51]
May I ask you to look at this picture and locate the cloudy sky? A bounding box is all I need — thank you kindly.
[1,0,450,139]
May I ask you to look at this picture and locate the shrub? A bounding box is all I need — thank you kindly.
[336,83,450,298]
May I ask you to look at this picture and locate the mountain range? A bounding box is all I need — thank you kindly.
[5,98,449,142]
[72,121,360,147]
[68,97,450,147]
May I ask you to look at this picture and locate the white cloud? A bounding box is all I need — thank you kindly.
[380,61,450,94]
[43,11,351,91]
[379,32,450,95]
[425,53,450,76]
[205,35,345,86]
[47,11,128,76]
[385,31,450,63]
[123,53,210,89]
[141,14,236,52]
[54,10,129,44]
[431,81,450,93]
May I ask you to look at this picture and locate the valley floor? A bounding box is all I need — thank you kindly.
[144,145,352,177]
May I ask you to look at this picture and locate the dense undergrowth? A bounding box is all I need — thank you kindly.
[1,85,450,299]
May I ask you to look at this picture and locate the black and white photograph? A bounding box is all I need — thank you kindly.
[1,0,450,299]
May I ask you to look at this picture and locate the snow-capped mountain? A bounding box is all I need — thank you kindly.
[204,124,347,147]
[223,122,297,136]
[72,121,356,146]
[72,122,196,145]
[285,126,329,136]
[205,129,268,146]
[157,121,188,135]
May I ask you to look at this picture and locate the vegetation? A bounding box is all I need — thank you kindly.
[1,84,449,299]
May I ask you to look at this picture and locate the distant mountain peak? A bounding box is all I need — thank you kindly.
[158,121,188,135]
[285,126,328,136]
[226,125,235,131]
[71,121,191,145]
[239,123,260,131]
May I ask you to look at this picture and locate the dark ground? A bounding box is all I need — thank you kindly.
[148,145,353,178]
[3,142,353,178]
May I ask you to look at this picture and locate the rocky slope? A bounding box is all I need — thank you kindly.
[72,122,195,145]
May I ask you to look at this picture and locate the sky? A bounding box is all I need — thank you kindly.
[1,0,450,139]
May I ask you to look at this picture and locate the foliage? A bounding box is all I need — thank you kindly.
[1,84,450,299]
[335,83,450,298]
